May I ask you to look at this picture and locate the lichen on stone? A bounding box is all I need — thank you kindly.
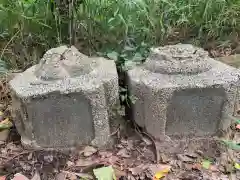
[144,44,213,74]
[34,46,98,81]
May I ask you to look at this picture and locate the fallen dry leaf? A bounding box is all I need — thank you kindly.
[142,146,155,160]
[180,171,202,180]
[129,164,149,176]
[117,148,131,158]
[120,139,128,145]
[31,171,41,180]
[153,168,169,180]
[67,161,74,167]
[209,165,219,172]
[55,172,67,180]
[127,174,136,180]
[148,164,171,176]
[75,158,97,167]
[67,174,77,180]
[43,154,53,163]
[126,140,134,150]
[224,163,234,173]
[192,163,201,170]
[6,143,22,152]
[105,155,119,165]
[183,163,194,170]
[116,144,124,149]
[82,146,97,157]
[160,153,170,164]
[12,173,30,180]
[114,168,126,179]
[19,162,31,171]
[0,176,6,180]
[218,174,229,180]
[98,151,113,158]
[27,153,33,161]
[61,171,93,180]
[177,154,195,163]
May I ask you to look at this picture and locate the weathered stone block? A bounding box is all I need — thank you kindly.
[10,46,119,149]
[127,44,240,140]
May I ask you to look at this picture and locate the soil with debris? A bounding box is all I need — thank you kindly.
[0,129,240,180]
[0,47,240,180]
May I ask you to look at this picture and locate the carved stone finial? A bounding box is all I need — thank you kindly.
[144,44,212,74]
[34,46,98,81]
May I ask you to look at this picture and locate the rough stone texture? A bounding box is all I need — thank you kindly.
[145,44,212,74]
[127,44,240,140]
[9,46,119,149]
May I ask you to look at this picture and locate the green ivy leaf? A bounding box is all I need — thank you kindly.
[124,45,135,51]
[221,139,240,150]
[236,119,240,124]
[107,51,119,61]
[124,61,137,70]
[132,52,144,62]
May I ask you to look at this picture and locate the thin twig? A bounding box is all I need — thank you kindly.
[109,125,120,137]
[61,170,93,179]
[0,30,20,60]
[133,121,160,163]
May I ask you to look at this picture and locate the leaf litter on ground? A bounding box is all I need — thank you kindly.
[31,171,41,180]
[177,154,195,163]
[81,146,98,157]
[116,148,131,158]
[75,158,98,167]
[61,171,93,180]
[129,164,148,176]
[0,124,239,180]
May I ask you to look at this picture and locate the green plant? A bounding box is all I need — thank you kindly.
[103,41,149,106]
[1,0,240,69]
[0,59,8,75]
[0,0,69,69]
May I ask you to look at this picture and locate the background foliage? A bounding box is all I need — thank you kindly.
[1,0,240,71]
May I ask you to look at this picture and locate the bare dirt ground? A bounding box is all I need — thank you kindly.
[0,47,240,180]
